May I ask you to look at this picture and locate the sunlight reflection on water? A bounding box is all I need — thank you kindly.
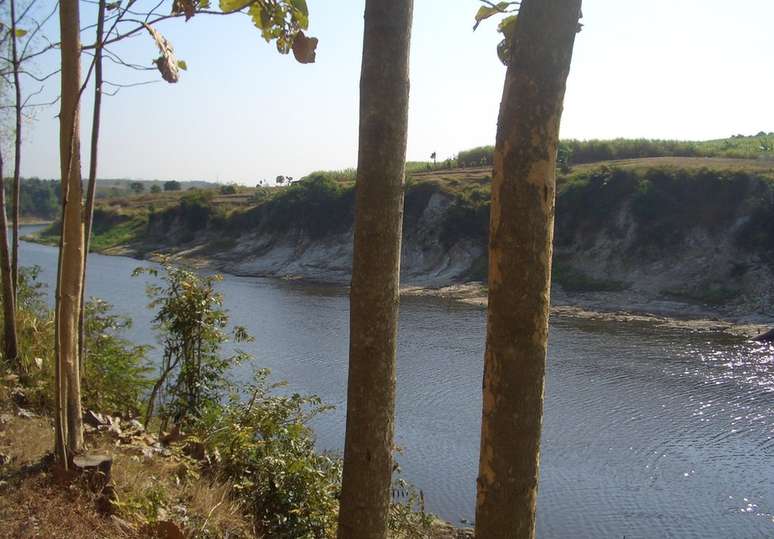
[17,228,774,537]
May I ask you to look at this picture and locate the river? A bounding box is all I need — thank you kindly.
[16,226,774,537]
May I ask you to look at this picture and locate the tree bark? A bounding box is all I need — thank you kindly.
[79,0,106,365]
[474,1,581,538]
[56,0,85,461]
[0,149,19,367]
[10,0,22,296]
[337,1,413,538]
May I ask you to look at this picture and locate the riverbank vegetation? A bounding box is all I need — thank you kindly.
[46,152,774,306]
[1,263,438,538]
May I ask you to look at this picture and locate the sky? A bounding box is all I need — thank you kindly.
[14,0,774,184]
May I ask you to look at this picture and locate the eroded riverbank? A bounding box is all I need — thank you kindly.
[104,242,774,340]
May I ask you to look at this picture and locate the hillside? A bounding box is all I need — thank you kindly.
[32,138,774,323]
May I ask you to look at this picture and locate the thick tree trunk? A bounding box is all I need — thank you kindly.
[56,0,85,461]
[0,152,19,367]
[474,1,581,538]
[337,1,413,537]
[11,0,22,295]
[79,0,106,365]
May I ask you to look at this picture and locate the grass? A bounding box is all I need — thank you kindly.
[109,449,252,537]
[0,380,253,538]
[89,215,148,251]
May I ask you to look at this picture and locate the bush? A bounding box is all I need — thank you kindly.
[193,370,341,538]
[440,184,491,246]
[457,146,494,167]
[82,299,152,417]
[3,267,150,416]
[134,259,251,430]
[257,174,355,239]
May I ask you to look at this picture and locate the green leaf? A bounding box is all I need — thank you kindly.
[473,2,510,31]
[14,28,27,37]
[497,14,518,36]
[289,0,309,29]
[219,0,250,12]
[290,0,308,17]
[177,59,188,70]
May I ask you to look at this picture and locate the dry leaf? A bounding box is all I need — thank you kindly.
[292,31,318,64]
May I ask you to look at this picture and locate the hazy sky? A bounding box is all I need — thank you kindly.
[17,0,774,184]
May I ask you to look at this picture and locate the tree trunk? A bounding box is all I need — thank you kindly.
[79,0,106,366]
[474,1,581,538]
[56,0,85,461]
[337,2,413,538]
[0,150,19,367]
[10,0,22,296]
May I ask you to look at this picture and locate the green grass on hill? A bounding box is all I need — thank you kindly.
[30,135,774,265]
[450,135,774,170]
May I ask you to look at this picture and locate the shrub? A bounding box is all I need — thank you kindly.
[259,174,355,239]
[134,259,251,430]
[193,370,341,538]
[440,184,491,246]
[457,146,494,167]
[3,267,150,416]
[82,299,152,417]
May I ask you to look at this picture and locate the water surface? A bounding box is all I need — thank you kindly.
[17,226,774,537]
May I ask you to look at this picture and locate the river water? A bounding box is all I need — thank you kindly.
[16,226,774,537]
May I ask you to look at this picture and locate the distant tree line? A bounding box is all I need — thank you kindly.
[456,135,774,169]
[3,178,61,221]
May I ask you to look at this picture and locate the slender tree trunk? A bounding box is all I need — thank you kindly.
[10,0,22,295]
[79,0,106,365]
[0,150,19,367]
[474,1,581,537]
[337,1,413,538]
[56,0,85,461]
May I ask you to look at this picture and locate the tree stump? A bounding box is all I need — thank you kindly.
[72,453,112,492]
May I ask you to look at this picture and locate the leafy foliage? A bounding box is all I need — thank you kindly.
[227,173,355,239]
[440,183,491,246]
[472,1,519,64]
[164,180,182,192]
[170,0,317,61]
[193,369,340,538]
[456,135,774,170]
[1,268,150,415]
[3,178,60,221]
[388,475,434,538]
[556,165,770,252]
[457,145,494,168]
[82,299,152,417]
[134,259,251,429]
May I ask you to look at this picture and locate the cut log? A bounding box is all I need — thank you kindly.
[72,453,113,491]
